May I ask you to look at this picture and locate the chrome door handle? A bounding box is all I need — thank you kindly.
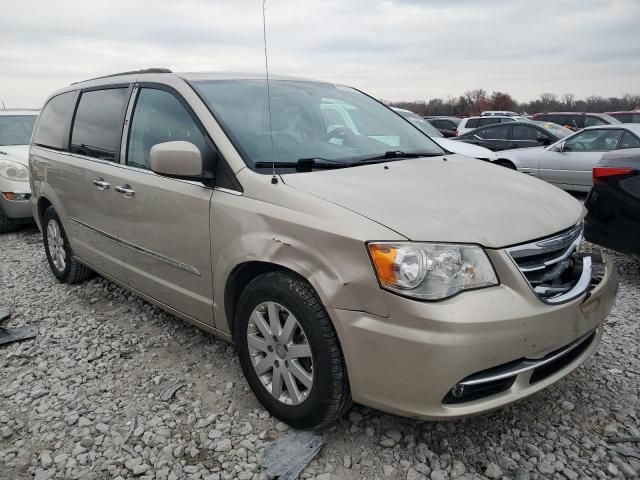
[114,185,135,198]
[93,178,111,190]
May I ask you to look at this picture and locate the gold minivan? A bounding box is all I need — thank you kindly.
[29,69,618,428]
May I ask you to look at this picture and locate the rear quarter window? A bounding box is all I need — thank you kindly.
[32,91,78,150]
[465,118,479,128]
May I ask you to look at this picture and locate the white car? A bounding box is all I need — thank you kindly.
[457,115,528,136]
[495,124,640,192]
[392,108,497,161]
[481,110,519,117]
[0,109,38,232]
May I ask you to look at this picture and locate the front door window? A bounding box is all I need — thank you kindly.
[564,129,623,152]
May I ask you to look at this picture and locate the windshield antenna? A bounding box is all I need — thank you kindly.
[262,0,277,184]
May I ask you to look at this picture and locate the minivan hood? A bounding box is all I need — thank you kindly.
[0,145,29,166]
[281,154,583,248]
[433,137,497,160]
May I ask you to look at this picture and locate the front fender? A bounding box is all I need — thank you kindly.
[210,186,401,334]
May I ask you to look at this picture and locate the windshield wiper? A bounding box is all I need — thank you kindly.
[254,158,350,172]
[355,151,443,163]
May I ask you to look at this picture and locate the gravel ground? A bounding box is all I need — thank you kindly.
[1,226,638,480]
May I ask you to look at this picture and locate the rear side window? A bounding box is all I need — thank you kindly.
[71,88,130,161]
[465,118,479,128]
[32,92,77,150]
[620,131,640,149]
[611,113,632,123]
[511,125,540,141]
[483,125,510,139]
[478,117,501,127]
[612,113,640,123]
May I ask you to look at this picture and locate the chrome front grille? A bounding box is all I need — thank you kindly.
[506,224,592,304]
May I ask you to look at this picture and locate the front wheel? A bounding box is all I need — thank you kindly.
[236,271,352,429]
[495,159,516,170]
[42,206,93,283]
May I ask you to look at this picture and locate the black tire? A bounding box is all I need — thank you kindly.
[0,209,17,234]
[236,271,352,429]
[42,206,93,283]
[496,159,516,170]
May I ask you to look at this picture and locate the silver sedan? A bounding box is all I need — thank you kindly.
[495,124,640,192]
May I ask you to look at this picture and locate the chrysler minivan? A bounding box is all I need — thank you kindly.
[30,69,618,428]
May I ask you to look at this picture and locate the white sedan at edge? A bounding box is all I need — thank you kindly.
[392,107,498,162]
[495,124,640,192]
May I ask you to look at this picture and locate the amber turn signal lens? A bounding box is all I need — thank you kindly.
[368,244,398,285]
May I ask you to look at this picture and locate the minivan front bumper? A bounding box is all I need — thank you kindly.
[330,252,617,420]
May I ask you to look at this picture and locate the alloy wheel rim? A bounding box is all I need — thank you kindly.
[247,301,314,405]
[47,219,66,272]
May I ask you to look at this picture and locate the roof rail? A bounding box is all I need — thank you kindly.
[71,68,173,85]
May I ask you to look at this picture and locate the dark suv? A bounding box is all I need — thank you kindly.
[529,112,621,131]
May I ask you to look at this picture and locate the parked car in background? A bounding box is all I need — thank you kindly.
[456,115,527,135]
[30,69,617,428]
[392,108,497,161]
[0,109,38,232]
[455,121,573,152]
[529,112,621,131]
[481,111,519,117]
[423,116,460,137]
[606,110,640,123]
[585,148,640,256]
[495,124,640,191]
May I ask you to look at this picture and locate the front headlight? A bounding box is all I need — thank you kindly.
[368,242,498,300]
[0,159,29,182]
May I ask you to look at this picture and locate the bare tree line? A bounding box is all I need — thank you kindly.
[389,90,640,117]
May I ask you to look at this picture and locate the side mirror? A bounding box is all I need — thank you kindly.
[538,136,552,146]
[150,141,203,178]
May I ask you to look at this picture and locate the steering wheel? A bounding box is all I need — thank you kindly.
[571,142,587,151]
[327,126,353,142]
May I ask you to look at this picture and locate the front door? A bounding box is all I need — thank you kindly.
[538,128,624,188]
[109,86,215,324]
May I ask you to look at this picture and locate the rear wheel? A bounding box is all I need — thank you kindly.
[0,209,17,234]
[496,159,516,170]
[236,271,352,429]
[43,207,93,283]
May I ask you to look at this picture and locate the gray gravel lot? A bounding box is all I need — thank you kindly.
[1,227,639,480]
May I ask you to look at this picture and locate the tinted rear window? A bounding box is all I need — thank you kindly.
[32,92,77,150]
[71,88,129,161]
[465,118,479,128]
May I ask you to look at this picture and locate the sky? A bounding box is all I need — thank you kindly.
[2,0,640,108]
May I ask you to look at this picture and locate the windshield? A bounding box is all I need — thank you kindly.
[532,121,574,138]
[190,80,444,170]
[393,109,444,137]
[0,115,38,146]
